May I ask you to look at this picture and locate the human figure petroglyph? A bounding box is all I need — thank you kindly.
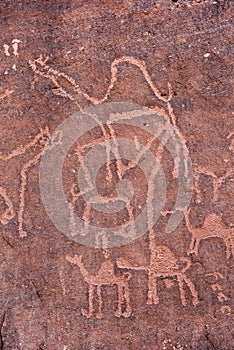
[117,239,199,307]
[66,254,132,318]
[0,127,50,236]
[194,132,234,203]
[185,208,234,259]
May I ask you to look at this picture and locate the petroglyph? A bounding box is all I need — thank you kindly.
[29,55,181,134]
[0,127,50,236]
[30,54,185,197]
[29,55,190,187]
[194,133,234,203]
[66,254,132,318]
[32,55,194,244]
[112,143,199,307]
[3,44,10,57]
[117,241,199,307]
[185,208,234,259]
[205,272,230,312]
[3,39,22,57]
[162,339,186,350]
[12,39,21,57]
[0,186,15,225]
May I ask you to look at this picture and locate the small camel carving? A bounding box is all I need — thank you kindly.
[185,209,234,259]
[116,245,199,307]
[66,254,132,318]
[194,132,234,203]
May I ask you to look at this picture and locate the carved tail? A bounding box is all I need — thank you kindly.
[184,208,194,233]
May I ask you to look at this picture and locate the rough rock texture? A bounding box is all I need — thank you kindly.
[0,1,233,349]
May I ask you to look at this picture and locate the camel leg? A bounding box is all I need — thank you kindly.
[194,173,202,203]
[122,281,132,318]
[96,285,103,319]
[213,178,222,202]
[183,275,199,306]
[188,237,196,254]
[226,239,232,260]
[194,239,200,256]
[115,283,124,317]
[147,272,159,305]
[177,274,186,306]
[82,284,95,318]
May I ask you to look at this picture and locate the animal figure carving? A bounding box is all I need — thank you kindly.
[0,127,50,236]
[117,244,199,307]
[194,132,234,203]
[185,209,234,259]
[66,254,132,318]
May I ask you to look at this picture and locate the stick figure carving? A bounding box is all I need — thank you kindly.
[185,209,234,259]
[0,127,50,236]
[117,237,199,307]
[66,254,132,318]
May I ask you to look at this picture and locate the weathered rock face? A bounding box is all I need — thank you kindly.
[0,1,233,349]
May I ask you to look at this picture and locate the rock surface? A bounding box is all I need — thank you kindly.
[0,1,233,349]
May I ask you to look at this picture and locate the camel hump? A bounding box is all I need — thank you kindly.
[151,245,178,272]
[204,213,223,228]
[98,260,115,279]
[155,245,176,260]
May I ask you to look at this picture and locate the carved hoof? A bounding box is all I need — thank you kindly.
[19,230,28,237]
[147,297,159,305]
[81,308,93,318]
[115,310,122,318]
[122,310,132,318]
[146,298,153,305]
[187,249,196,255]
[192,299,200,307]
